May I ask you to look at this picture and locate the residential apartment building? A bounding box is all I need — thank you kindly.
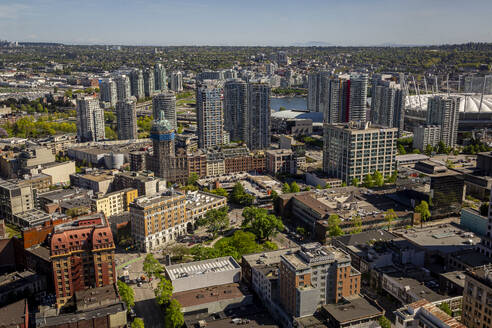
[170,71,183,92]
[152,91,177,130]
[224,79,248,143]
[279,243,361,318]
[99,78,117,107]
[456,264,492,328]
[196,80,224,149]
[116,97,137,140]
[146,113,176,181]
[50,213,116,308]
[130,190,188,252]
[143,68,155,97]
[307,71,331,113]
[113,171,163,197]
[0,178,35,224]
[266,149,297,175]
[114,74,131,101]
[323,122,397,184]
[154,63,167,92]
[76,98,105,142]
[91,188,138,218]
[371,78,405,137]
[129,68,144,99]
[247,82,271,150]
[426,96,460,148]
[395,299,465,328]
[413,125,441,152]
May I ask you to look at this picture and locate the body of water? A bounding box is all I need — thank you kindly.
[270,96,307,111]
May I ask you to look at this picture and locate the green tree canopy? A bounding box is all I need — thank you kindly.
[282,182,291,193]
[350,215,362,234]
[328,214,344,237]
[198,206,229,238]
[351,178,359,187]
[164,299,184,328]
[210,188,228,198]
[414,200,431,228]
[363,174,374,188]
[378,316,391,328]
[131,318,145,328]
[143,254,162,278]
[290,181,300,193]
[155,276,173,306]
[117,280,135,309]
[384,209,397,230]
[242,206,284,241]
[373,171,384,187]
[187,172,199,186]
[230,182,254,206]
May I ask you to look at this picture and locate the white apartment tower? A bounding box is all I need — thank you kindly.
[76,97,105,142]
[116,97,138,140]
[196,81,224,149]
[152,92,177,130]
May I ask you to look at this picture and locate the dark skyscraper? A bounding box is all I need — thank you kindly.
[224,79,248,142]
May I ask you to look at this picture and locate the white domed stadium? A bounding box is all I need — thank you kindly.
[404,93,492,131]
[406,93,492,113]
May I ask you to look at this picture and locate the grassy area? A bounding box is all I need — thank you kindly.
[177,99,195,106]
[6,224,21,238]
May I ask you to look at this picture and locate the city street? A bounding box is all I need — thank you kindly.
[116,251,166,328]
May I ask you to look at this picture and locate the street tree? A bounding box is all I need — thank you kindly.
[414,200,431,228]
[282,182,291,193]
[363,174,374,188]
[242,206,284,241]
[155,276,173,306]
[164,299,184,328]
[351,178,359,187]
[201,206,229,238]
[117,280,135,309]
[143,254,162,278]
[131,318,145,328]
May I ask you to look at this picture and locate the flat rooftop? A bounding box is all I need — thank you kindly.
[322,295,383,324]
[282,243,351,270]
[166,256,240,281]
[185,190,226,209]
[132,190,184,209]
[440,270,466,288]
[242,247,301,267]
[397,224,480,254]
[173,283,250,308]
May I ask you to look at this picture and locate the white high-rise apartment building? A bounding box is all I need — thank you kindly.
[99,78,117,107]
[412,125,441,152]
[116,97,138,140]
[371,79,406,137]
[348,73,368,122]
[76,97,105,142]
[143,68,155,97]
[130,69,145,100]
[170,71,183,92]
[196,80,224,149]
[154,63,167,92]
[426,96,460,148]
[152,92,177,130]
[114,74,131,101]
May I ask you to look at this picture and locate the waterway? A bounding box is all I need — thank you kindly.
[270,96,307,111]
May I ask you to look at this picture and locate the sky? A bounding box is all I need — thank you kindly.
[1,0,492,46]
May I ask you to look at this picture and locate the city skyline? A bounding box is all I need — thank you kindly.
[1,0,492,46]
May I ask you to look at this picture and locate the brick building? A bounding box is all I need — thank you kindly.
[50,213,116,308]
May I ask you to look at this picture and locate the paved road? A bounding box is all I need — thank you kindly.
[134,281,165,328]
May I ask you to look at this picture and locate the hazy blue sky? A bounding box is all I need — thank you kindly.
[1,0,491,46]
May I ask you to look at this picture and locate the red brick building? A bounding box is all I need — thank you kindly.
[50,213,116,308]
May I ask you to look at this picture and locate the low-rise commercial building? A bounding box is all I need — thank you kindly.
[185,190,227,225]
[165,256,241,293]
[395,299,465,328]
[112,171,163,197]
